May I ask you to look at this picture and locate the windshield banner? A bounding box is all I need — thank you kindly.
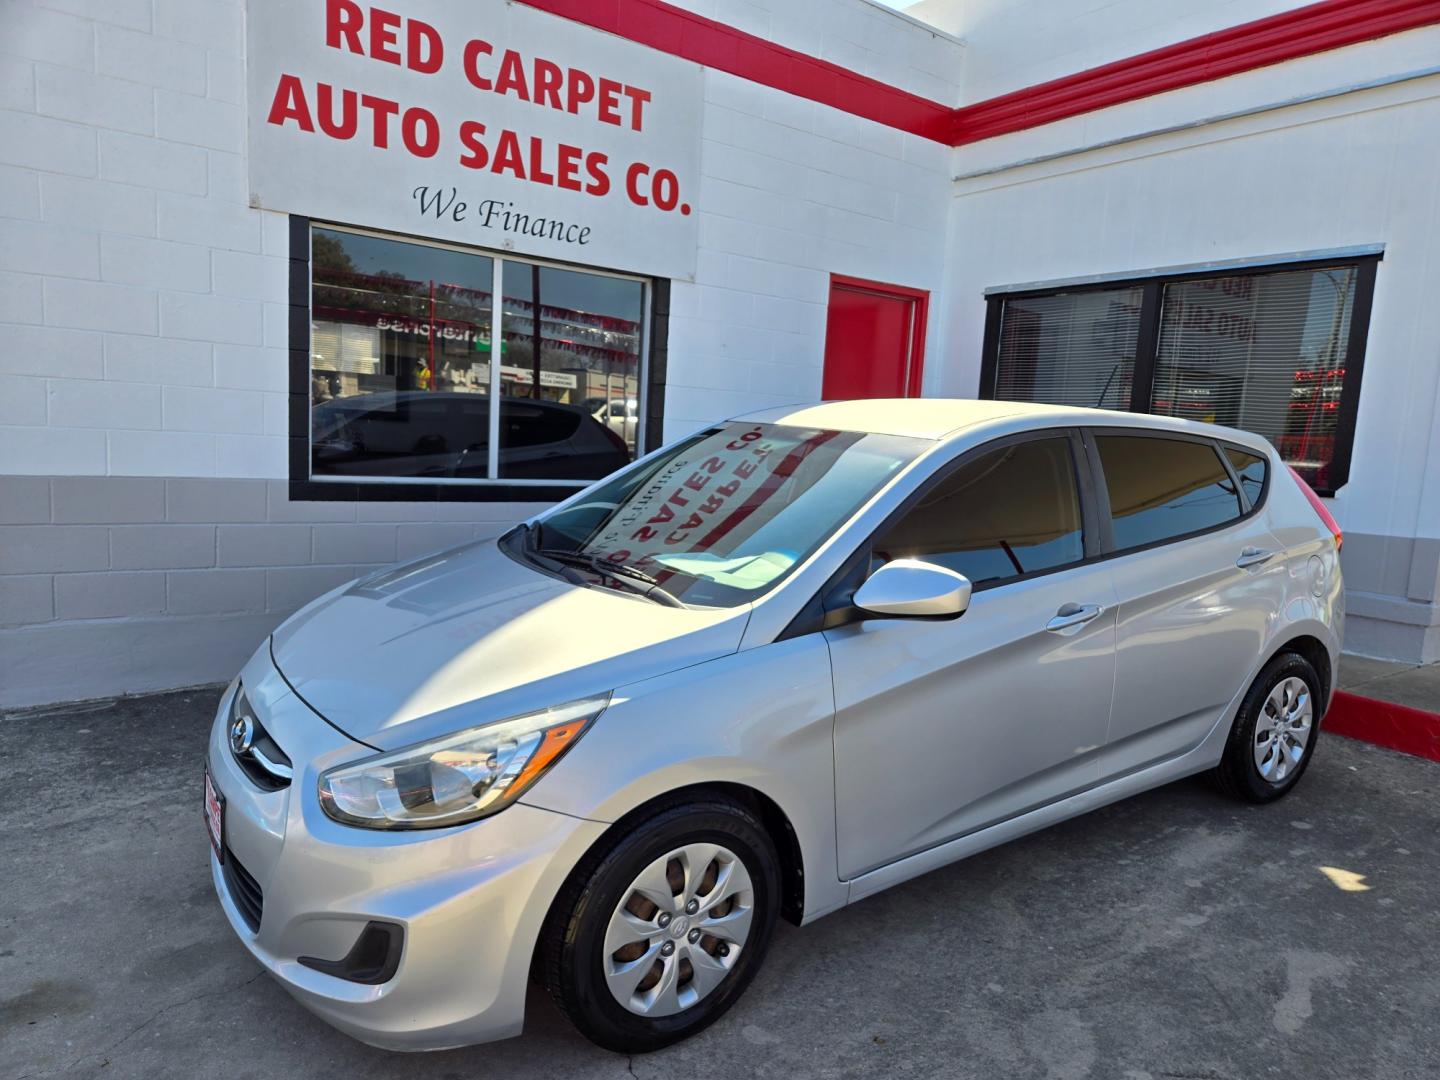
[585,425,844,575]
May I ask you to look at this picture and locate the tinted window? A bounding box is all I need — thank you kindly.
[1225,446,1268,507]
[1097,435,1241,550]
[501,402,581,448]
[875,437,1084,586]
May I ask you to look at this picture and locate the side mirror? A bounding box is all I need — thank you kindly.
[852,558,972,619]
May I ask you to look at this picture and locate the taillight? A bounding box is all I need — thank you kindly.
[1287,465,1342,550]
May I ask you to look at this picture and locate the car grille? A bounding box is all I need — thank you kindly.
[231,714,293,792]
[222,847,264,932]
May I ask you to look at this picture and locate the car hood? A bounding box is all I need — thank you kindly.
[271,538,748,750]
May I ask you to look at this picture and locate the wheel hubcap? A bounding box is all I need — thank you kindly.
[602,843,755,1017]
[1253,675,1313,784]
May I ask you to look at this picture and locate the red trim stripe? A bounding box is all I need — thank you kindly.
[513,0,955,143]
[1325,690,1440,762]
[517,0,1440,148]
[950,0,1440,145]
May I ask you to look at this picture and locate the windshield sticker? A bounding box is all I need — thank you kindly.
[585,426,844,576]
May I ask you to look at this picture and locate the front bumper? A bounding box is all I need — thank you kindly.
[207,644,606,1050]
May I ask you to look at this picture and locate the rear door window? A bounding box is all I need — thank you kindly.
[1096,435,1242,550]
[874,436,1085,587]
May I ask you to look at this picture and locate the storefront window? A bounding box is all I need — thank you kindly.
[993,286,1141,410]
[982,257,1376,495]
[1152,268,1356,492]
[499,262,644,479]
[307,224,645,487]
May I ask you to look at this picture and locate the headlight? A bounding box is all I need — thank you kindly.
[317,694,610,829]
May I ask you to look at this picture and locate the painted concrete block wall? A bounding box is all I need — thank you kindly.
[662,70,956,441]
[0,475,521,706]
[0,0,964,707]
[940,27,1440,660]
[659,0,963,441]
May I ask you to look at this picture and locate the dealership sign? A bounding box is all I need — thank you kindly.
[247,0,703,278]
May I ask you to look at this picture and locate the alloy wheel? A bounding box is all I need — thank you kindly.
[1252,675,1313,784]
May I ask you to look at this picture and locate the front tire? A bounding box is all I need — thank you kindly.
[1212,651,1322,802]
[538,797,781,1053]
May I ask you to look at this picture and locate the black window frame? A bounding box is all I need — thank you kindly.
[287,215,670,503]
[779,423,1272,641]
[977,254,1380,498]
[1223,443,1271,511]
[780,427,1101,639]
[1078,426,1268,558]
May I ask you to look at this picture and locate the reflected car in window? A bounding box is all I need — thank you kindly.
[594,397,639,450]
[311,391,631,482]
[208,400,1342,1056]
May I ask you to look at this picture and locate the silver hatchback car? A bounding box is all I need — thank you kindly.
[206,399,1343,1053]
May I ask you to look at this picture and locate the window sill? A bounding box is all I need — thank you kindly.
[290,478,586,503]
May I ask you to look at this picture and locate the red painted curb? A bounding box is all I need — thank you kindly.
[1324,689,1440,762]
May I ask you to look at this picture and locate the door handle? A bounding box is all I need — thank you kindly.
[1236,547,1276,569]
[1046,602,1103,633]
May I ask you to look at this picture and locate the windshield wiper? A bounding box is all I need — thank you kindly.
[536,547,685,608]
[509,524,587,586]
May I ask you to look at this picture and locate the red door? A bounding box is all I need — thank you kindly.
[821,275,929,400]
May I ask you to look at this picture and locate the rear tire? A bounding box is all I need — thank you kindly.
[538,797,780,1053]
[1211,651,1322,803]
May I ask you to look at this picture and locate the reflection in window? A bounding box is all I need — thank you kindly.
[1152,267,1356,491]
[307,225,645,485]
[987,262,1368,494]
[876,438,1085,586]
[1096,436,1241,550]
[499,263,642,478]
[994,287,1142,410]
[534,423,922,607]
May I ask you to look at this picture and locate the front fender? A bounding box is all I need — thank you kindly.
[518,634,847,923]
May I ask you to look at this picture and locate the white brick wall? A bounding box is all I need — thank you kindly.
[659,61,956,439]
[0,0,963,478]
[0,0,284,482]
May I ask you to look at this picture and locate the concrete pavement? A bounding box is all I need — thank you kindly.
[2,686,1437,1080]
[1339,655,1440,712]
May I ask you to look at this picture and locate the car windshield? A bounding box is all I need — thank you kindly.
[519,422,926,607]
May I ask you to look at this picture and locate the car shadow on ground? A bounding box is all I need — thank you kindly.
[2,685,1436,1080]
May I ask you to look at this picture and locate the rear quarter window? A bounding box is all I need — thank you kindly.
[1096,435,1243,551]
[1224,446,1269,507]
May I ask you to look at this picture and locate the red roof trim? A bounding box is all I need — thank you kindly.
[950,0,1440,145]
[514,0,955,143]
[516,0,1440,148]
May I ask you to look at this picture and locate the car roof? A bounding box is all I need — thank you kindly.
[732,398,1270,449]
